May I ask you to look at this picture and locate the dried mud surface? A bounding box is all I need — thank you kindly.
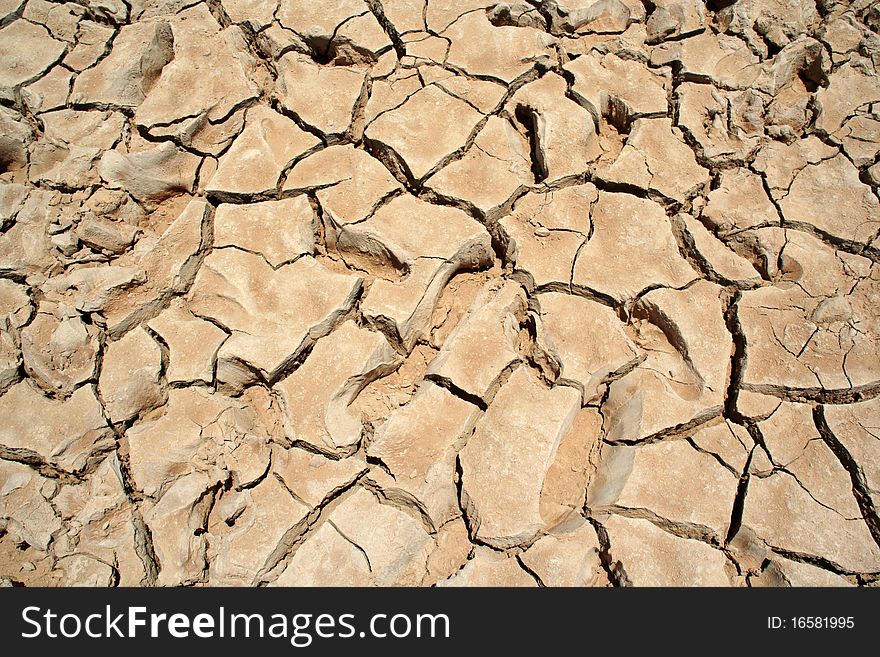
[1,0,879,587]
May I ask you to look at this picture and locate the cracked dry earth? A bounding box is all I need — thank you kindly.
[1,0,880,589]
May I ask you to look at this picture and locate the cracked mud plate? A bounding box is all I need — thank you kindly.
[1,0,879,589]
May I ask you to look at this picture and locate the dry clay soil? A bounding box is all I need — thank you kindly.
[1,0,880,587]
